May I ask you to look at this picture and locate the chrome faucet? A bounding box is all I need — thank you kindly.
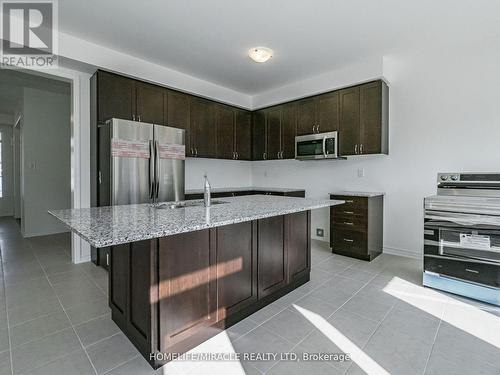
[203,174,211,207]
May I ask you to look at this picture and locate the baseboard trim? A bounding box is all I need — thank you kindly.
[383,246,422,259]
[74,255,91,264]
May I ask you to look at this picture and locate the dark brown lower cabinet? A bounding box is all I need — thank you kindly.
[257,216,286,297]
[330,194,383,261]
[109,211,311,368]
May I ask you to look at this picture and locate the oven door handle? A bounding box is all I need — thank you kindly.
[425,211,500,227]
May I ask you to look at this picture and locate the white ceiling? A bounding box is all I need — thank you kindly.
[59,0,500,95]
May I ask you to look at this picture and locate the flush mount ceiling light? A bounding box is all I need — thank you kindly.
[248,47,273,63]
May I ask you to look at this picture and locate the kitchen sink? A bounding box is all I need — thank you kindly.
[154,200,229,209]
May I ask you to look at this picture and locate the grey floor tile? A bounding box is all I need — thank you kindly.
[57,284,106,309]
[308,285,353,308]
[21,350,95,375]
[86,333,139,374]
[93,275,108,295]
[261,308,315,344]
[0,350,11,375]
[272,288,308,308]
[0,327,9,352]
[10,311,70,348]
[362,322,434,375]
[225,317,257,341]
[247,303,284,325]
[233,326,294,372]
[327,309,380,348]
[337,268,377,283]
[5,283,56,308]
[7,296,63,326]
[291,293,340,319]
[65,297,110,326]
[267,357,342,375]
[75,315,120,347]
[315,258,353,275]
[427,322,500,370]
[105,356,163,375]
[340,293,395,323]
[47,269,91,286]
[295,331,352,372]
[378,303,441,343]
[11,328,82,374]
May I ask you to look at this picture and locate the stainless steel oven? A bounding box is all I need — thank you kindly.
[423,173,500,306]
[295,131,342,160]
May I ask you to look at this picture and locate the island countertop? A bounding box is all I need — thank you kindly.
[49,195,344,248]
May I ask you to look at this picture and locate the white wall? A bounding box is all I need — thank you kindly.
[252,43,500,258]
[185,158,252,190]
[21,87,72,237]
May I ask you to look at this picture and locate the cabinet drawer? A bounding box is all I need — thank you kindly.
[332,214,367,232]
[424,256,500,288]
[331,229,367,256]
[330,195,367,213]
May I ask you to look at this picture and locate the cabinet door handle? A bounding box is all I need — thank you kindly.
[345,200,354,203]
[132,114,136,121]
[354,144,358,154]
[360,144,363,154]
[236,152,239,159]
[343,238,354,242]
[137,115,141,122]
[343,222,354,226]
[263,152,266,160]
[343,211,354,214]
[195,148,198,156]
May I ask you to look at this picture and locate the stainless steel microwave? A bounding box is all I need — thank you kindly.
[295,131,341,160]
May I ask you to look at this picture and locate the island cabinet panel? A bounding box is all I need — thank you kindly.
[216,221,257,319]
[286,211,311,283]
[257,215,287,298]
[158,229,217,349]
[110,240,157,356]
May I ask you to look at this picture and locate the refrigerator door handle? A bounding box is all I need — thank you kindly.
[148,140,155,200]
[154,140,160,200]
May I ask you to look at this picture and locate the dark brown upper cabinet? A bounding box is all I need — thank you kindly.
[190,98,216,158]
[165,90,191,155]
[235,110,252,160]
[252,111,267,160]
[97,71,136,123]
[360,81,388,155]
[296,92,339,136]
[339,86,360,156]
[339,81,388,156]
[266,107,282,160]
[136,82,165,125]
[296,98,316,136]
[281,103,297,159]
[216,105,235,160]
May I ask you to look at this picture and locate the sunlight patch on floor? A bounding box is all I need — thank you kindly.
[383,276,500,348]
[292,304,390,375]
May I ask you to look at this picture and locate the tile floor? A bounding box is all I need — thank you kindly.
[0,217,498,374]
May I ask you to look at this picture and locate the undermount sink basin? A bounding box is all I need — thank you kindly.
[154,200,229,209]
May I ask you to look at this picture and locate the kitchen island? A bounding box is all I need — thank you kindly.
[50,195,344,368]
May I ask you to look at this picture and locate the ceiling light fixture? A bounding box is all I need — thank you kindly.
[248,47,273,63]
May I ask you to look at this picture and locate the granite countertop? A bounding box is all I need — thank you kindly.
[49,195,344,248]
[185,186,305,194]
[330,191,385,198]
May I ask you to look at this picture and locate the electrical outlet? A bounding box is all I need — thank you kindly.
[316,228,324,237]
[357,168,365,177]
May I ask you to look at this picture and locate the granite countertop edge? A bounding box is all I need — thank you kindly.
[49,196,344,248]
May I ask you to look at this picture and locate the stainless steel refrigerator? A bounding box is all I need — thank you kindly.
[98,118,185,206]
